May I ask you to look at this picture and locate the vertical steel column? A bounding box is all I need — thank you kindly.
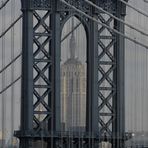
[52,0,61,135]
[15,0,61,147]
[86,10,99,147]
[113,1,127,147]
[19,1,33,147]
[97,0,127,147]
[89,16,99,135]
[91,3,100,137]
[47,1,61,147]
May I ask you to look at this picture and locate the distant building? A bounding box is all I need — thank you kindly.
[0,131,5,148]
[125,132,148,148]
[0,139,5,147]
[7,137,19,148]
[99,142,112,148]
[32,140,47,148]
[61,18,86,132]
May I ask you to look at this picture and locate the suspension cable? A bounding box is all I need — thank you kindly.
[0,0,10,10]
[60,0,148,50]
[61,22,81,42]
[85,0,148,37]
[0,53,22,74]
[3,1,146,74]
[0,20,81,75]
[1,3,6,147]
[10,0,15,146]
[120,0,148,18]
[0,14,22,38]
[134,41,137,133]
[0,76,21,95]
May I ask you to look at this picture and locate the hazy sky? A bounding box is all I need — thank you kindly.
[0,0,148,143]
[125,0,148,132]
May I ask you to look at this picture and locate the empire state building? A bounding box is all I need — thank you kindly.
[61,19,86,132]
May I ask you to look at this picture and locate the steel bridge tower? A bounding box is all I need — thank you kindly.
[15,0,127,147]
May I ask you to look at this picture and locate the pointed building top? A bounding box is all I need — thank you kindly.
[69,17,76,59]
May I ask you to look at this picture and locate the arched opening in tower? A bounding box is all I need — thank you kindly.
[60,16,87,133]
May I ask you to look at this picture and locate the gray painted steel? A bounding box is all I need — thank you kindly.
[15,0,127,147]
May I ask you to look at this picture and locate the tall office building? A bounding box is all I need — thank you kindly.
[61,18,86,132]
[99,142,112,148]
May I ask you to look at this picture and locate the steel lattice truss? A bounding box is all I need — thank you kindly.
[33,10,52,135]
[98,13,116,137]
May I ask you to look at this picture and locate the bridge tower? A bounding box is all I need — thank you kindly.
[15,0,127,147]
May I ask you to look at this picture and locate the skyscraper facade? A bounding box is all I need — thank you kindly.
[60,18,86,132]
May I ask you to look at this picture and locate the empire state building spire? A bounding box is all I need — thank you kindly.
[69,17,76,59]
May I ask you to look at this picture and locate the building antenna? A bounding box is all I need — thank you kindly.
[69,17,76,59]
